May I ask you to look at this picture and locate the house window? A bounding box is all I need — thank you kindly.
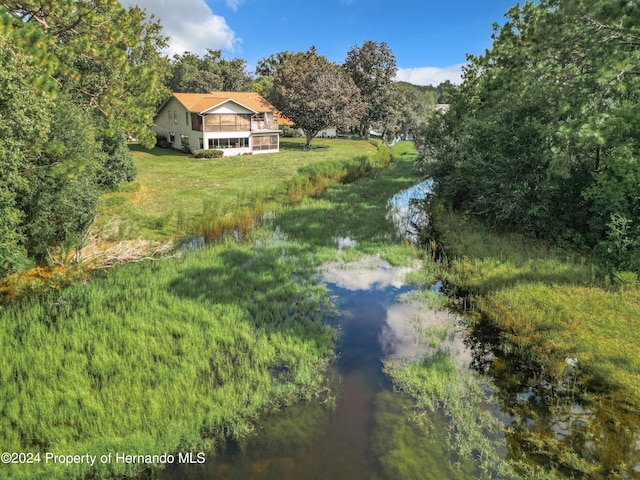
[185,112,189,126]
[203,114,251,132]
[174,111,178,124]
[169,133,175,144]
[199,138,204,149]
[168,110,172,121]
[252,135,278,151]
[180,134,190,148]
[191,113,203,132]
[208,137,248,149]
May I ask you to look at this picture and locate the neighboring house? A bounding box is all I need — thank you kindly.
[153,92,293,156]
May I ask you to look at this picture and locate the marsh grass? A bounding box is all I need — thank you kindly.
[429,207,640,404]
[274,143,422,266]
[406,203,640,478]
[1,140,424,479]
[384,313,558,480]
[369,390,476,480]
[1,232,337,479]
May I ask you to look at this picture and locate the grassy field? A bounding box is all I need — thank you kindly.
[0,140,423,479]
[95,138,377,241]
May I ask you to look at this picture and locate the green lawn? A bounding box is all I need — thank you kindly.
[95,138,377,241]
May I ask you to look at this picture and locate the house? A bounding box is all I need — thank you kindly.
[153,92,293,156]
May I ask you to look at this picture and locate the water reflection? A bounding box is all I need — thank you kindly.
[157,258,471,480]
[465,317,640,478]
[387,179,432,242]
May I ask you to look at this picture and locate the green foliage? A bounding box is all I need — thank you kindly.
[370,391,475,480]
[2,1,170,148]
[0,236,335,479]
[272,47,365,147]
[20,100,101,261]
[284,141,393,203]
[281,124,301,138]
[0,1,170,276]
[419,0,640,272]
[0,150,424,478]
[424,204,640,410]
[95,129,137,191]
[386,82,438,142]
[253,51,297,101]
[192,149,224,158]
[168,49,253,93]
[343,41,398,139]
[0,34,51,275]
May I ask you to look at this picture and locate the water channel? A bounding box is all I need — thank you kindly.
[159,256,478,480]
[157,181,487,479]
[158,181,640,479]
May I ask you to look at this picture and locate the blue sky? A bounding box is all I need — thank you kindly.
[122,0,518,85]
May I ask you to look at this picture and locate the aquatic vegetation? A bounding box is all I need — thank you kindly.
[384,322,517,479]
[418,204,640,477]
[1,142,422,480]
[370,391,475,480]
[0,233,335,479]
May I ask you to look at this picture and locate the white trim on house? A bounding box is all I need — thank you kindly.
[153,93,284,156]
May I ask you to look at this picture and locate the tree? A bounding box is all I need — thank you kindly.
[271,47,364,147]
[0,33,52,275]
[168,49,252,93]
[386,81,438,142]
[21,99,102,261]
[1,1,171,148]
[0,1,170,274]
[254,51,296,101]
[344,41,397,139]
[419,0,640,270]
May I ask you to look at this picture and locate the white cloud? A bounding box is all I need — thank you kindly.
[225,0,245,11]
[395,63,465,86]
[119,0,239,56]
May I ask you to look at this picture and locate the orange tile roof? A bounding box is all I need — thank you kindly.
[173,92,275,114]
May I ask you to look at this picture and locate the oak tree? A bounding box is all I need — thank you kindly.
[272,47,364,147]
[344,41,397,139]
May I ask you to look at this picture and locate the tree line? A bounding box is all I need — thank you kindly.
[0,0,443,278]
[169,41,441,147]
[419,0,640,272]
[0,1,169,276]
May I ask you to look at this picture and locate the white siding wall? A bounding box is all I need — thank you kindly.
[153,98,202,152]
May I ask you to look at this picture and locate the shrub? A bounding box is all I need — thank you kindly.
[281,125,300,138]
[192,149,224,159]
[97,130,137,191]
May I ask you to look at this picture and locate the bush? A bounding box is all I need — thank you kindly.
[281,125,300,138]
[97,130,137,191]
[192,149,224,159]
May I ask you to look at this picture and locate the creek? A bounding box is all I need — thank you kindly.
[158,257,479,480]
[157,180,639,479]
[157,181,488,479]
